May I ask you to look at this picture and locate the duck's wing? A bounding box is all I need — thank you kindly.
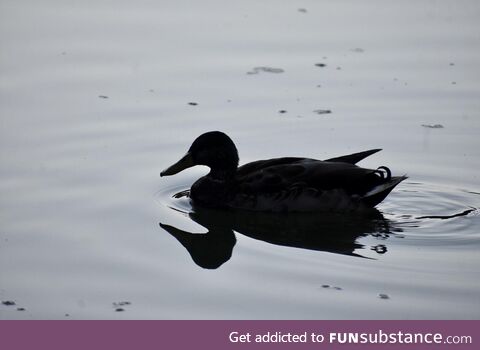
[324,149,381,164]
[236,160,385,195]
[233,160,406,210]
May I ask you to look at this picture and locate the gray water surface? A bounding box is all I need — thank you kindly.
[1,0,479,319]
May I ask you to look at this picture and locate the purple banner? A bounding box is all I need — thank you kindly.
[0,320,477,350]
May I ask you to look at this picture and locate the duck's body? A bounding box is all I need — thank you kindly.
[161,131,406,212]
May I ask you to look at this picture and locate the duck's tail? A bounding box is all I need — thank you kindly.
[362,174,408,207]
[325,149,382,165]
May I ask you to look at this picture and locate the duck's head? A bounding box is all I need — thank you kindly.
[160,131,239,178]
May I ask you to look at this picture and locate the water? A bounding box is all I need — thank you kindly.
[0,0,479,319]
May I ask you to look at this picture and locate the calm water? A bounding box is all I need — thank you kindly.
[1,0,479,319]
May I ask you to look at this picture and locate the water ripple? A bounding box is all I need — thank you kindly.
[380,181,479,246]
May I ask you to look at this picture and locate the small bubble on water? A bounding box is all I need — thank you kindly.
[113,301,131,313]
[246,67,284,74]
[321,284,342,290]
[113,301,131,307]
[313,109,332,115]
[421,124,444,129]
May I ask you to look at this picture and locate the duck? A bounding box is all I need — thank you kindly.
[160,131,407,212]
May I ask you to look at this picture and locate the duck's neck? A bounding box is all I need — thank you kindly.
[208,167,236,181]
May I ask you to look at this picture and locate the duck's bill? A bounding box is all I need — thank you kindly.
[160,152,194,177]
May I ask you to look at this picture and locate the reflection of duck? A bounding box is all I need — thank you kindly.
[160,131,406,211]
[160,204,395,269]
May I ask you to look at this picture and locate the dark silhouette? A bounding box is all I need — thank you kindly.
[160,131,407,211]
[160,197,396,269]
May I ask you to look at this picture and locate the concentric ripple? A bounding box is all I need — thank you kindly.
[155,184,192,214]
[380,181,479,246]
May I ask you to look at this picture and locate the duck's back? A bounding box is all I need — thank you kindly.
[236,158,379,193]
[230,157,405,212]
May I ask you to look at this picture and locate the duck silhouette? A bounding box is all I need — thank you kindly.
[159,203,395,269]
[161,131,406,211]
